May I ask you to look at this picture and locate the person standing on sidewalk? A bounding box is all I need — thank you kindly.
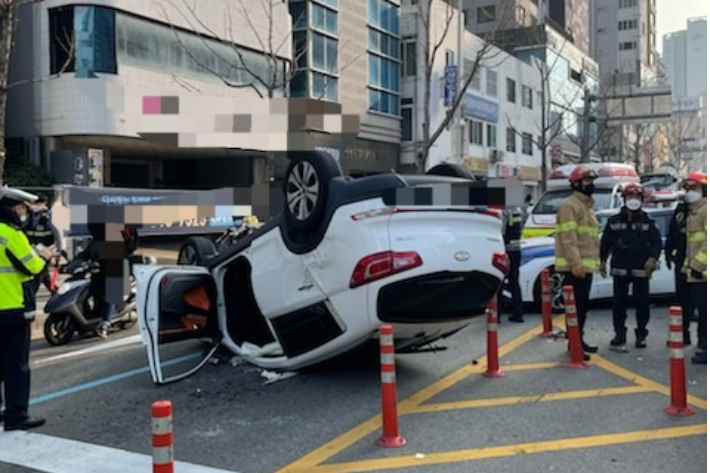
[665,195,695,345]
[600,182,662,349]
[500,206,524,323]
[554,165,600,357]
[682,172,707,365]
[0,186,54,431]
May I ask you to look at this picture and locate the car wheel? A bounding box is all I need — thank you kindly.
[426,163,476,180]
[533,266,566,313]
[177,237,217,266]
[284,151,341,231]
[44,313,75,346]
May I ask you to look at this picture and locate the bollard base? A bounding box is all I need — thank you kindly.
[376,435,407,448]
[664,405,695,417]
[483,369,505,378]
[567,361,590,369]
[539,331,553,338]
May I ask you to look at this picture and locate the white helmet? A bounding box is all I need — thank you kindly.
[0,185,39,207]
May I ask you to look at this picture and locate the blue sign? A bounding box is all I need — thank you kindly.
[463,93,499,123]
[443,65,458,107]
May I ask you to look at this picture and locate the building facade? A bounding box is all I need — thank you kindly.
[6,0,292,189]
[400,0,544,198]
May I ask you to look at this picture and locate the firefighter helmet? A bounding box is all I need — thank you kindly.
[684,171,708,189]
[621,182,644,198]
[569,165,599,183]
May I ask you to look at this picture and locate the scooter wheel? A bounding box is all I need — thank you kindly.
[44,313,75,346]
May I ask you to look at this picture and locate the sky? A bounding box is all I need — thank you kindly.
[655,0,707,54]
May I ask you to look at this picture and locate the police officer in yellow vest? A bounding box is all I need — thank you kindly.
[554,165,600,357]
[500,206,524,323]
[682,172,707,365]
[0,186,55,431]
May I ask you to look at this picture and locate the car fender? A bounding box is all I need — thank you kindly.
[519,255,556,303]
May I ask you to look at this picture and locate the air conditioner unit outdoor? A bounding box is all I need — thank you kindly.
[489,149,505,163]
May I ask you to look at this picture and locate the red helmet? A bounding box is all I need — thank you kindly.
[621,182,644,198]
[684,171,707,189]
[569,165,599,183]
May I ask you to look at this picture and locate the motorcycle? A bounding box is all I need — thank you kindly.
[43,253,157,346]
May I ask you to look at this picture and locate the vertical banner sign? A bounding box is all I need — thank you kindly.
[444,65,458,107]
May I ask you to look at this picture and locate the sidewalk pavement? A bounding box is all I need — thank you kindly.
[32,243,180,341]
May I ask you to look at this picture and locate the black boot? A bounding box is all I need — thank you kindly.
[4,417,46,431]
[692,349,707,365]
[635,328,648,349]
[582,342,598,353]
[610,330,627,347]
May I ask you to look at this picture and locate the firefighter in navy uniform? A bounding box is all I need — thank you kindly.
[664,196,695,345]
[500,206,524,323]
[600,182,662,349]
[23,194,60,293]
[0,186,54,431]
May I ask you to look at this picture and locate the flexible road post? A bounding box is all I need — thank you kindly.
[484,295,505,378]
[376,325,407,448]
[152,400,174,473]
[539,269,553,337]
[664,306,694,417]
[563,286,588,369]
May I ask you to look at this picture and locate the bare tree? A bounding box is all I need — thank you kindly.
[410,0,513,173]
[0,0,74,184]
[665,109,703,174]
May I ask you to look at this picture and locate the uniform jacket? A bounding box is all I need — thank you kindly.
[24,208,60,249]
[502,207,523,253]
[665,202,688,269]
[600,208,662,278]
[555,191,600,274]
[0,208,47,327]
[685,198,707,283]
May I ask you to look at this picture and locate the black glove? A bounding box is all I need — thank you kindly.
[691,269,704,279]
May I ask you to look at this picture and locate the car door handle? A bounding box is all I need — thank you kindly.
[298,284,314,291]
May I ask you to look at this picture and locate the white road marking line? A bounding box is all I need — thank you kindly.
[33,334,143,366]
[0,431,240,473]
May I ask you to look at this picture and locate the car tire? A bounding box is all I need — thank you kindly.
[533,266,566,314]
[44,312,75,346]
[177,237,217,266]
[284,151,342,231]
[426,163,476,180]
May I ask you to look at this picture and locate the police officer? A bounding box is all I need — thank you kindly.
[554,165,600,357]
[500,206,524,323]
[23,194,60,293]
[600,182,662,349]
[0,186,54,431]
[665,195,695,345]
[682,172,707,364]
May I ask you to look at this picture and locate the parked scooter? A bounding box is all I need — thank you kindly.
[43,253,157,346]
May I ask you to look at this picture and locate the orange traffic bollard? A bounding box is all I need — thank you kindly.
[562,286,588,369]
[664,306,694,417]
[539,269,553,337]
[484,295,505,378]
[152,400,174,473]
[376,325,407,448]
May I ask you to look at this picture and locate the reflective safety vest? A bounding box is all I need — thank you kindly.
[0,222,46,317]
[503,207,523,252]
[554,191,600,274]
[684,198,707,283]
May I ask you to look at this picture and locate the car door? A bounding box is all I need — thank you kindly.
[134,264,221,385]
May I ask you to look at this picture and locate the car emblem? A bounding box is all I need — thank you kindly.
[454,251,470,262]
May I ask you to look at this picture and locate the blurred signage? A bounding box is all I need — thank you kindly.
[463,93,498,123]
[444,65,458,107]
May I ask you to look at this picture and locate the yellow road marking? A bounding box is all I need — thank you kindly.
[304,425,707,473]
[408,385,653,414]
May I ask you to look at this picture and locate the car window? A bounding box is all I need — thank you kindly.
[532,189,613,215]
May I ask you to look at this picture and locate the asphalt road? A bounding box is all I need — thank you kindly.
[0,301,706,473]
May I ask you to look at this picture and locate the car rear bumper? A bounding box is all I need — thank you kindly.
[376,271,500,323]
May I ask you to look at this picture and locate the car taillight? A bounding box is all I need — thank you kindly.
[484,208,502,218]
[492,252,510,275]
[350,251,423,288]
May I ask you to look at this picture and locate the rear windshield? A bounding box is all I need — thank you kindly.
[532,189,615,215]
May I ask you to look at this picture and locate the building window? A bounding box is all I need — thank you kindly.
[487,124,497,147]
[618,41,637,51]
[401,107,412,141]
[618,19,638,31]
[469,120,483,145]
[477,5,496,23]
[522,85,533,109]
[506,127,516,152]
[522,133,533,155]
[516,5,526,24]
[311,2,338,34]
[49,6,117,76]
[445,49,455,66]
[619,0,638,8]
[368,0,400,116]
[506,78,516,103]
[485,69,497,97]
[402,41,416,76]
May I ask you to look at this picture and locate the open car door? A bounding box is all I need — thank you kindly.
[134,265,221,385]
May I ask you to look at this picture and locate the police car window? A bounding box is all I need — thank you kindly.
[532,190,572,214]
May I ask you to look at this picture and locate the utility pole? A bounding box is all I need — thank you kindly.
[456,0,465,166]
[581,86,597,163]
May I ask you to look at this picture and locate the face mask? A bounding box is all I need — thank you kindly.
[625,199,642,211]
[19,213,28,223]
[581,184,595,196]
[31,205,41,213]
[686,190,703,203]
